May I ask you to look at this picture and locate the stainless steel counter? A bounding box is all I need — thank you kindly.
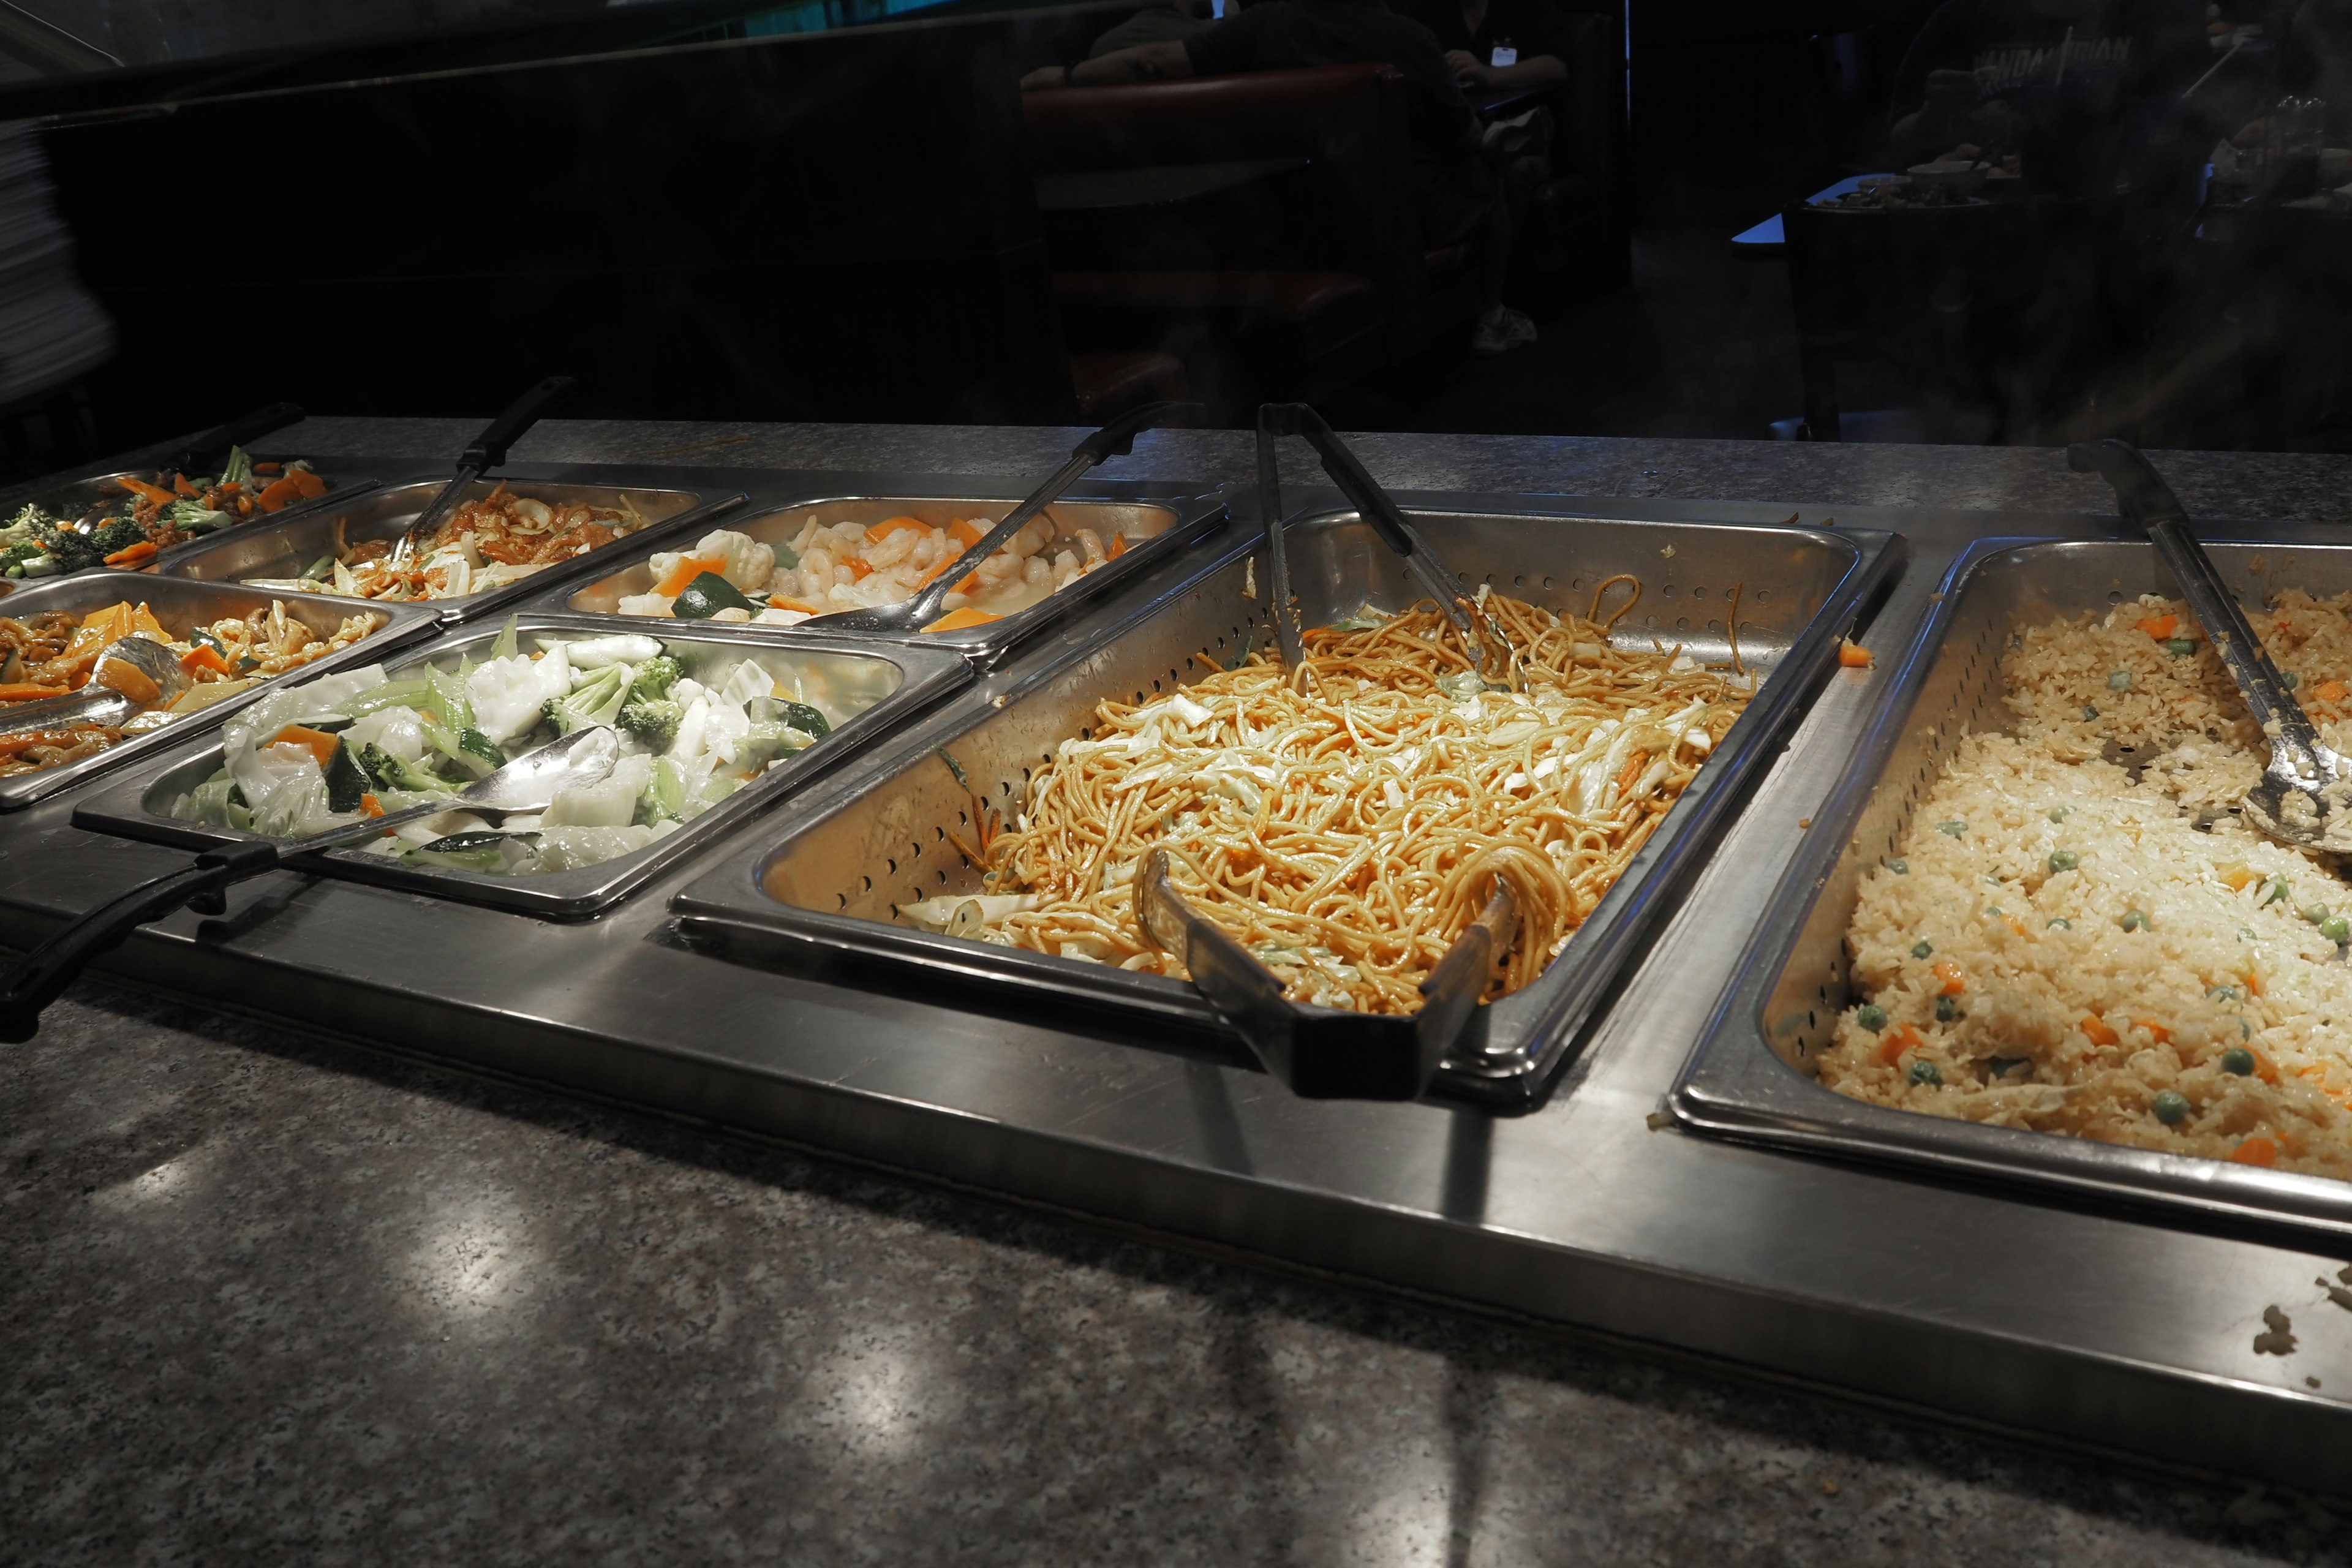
[9,420,2352,1561]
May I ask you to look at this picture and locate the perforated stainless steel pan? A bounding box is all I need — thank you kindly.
[3,463,376,582]
[0,573,442,810]
[534,485,1231,666]
[671,499,1904,1105]
[70,614,971,918]
[1675,534,2352,1238]
[154,480,725,626]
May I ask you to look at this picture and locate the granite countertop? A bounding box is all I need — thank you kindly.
[8,423,2351,1565]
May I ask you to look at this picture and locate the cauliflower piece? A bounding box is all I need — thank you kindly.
[467,643,573,744]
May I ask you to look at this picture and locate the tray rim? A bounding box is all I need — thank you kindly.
[1671,531,2352,1239]
[668,495,1909,1106]
[0,576,447,812]
[516,478,1235,668]
[66,611,976,919]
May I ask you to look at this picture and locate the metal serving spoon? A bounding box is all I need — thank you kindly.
[2070,439,2350,850]
[389,375,578,567]
[1136,846,1519,1100]
[0,638,190,739]
[0,726,618,1042]
[805,399,1201,636]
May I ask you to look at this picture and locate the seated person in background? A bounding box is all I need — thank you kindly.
[1888,0,2209,209]
[1089,0,1220,58]
[1021,0,1535,354]
[1404,0,1572,97]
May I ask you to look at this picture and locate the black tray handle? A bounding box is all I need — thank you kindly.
[0,840,281,1042]
[462,376,579,472]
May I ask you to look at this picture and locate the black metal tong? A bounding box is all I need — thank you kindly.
[1126,405,1522,1101]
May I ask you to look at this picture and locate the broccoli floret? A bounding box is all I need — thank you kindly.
[542,664,631,736]
[618,696,682,753]
[359,742,453,797]
[32,521,99,573]
[88,517,149,558]
[626,656,681,705]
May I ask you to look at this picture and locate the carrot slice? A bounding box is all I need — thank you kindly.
[2133,1017,2171,1044]
[257,475,306,513]
[179,644,233,677]
[1613,748,1651,797]
[1838,639,1872,668]
[926,608,1005,632]
[292,469,328,499]
[2080,1015,2120,1046]
[358,792,385,819]
[104,540,159,567]
[1876,1023,1923,1065]
[946,518,986,548]
[268,725,343,770]
[2230,1137,2278,1167]
[655,555,728,597]
[912,553,981,595]
[253,461,283,475]
[865,515,934,544]
[2247,1044,2279,1084]
[115,475,175,506]
[91,658,160,705]
[0,682,66,701]
[1107,531,1129,559]
[766,595,820,616]
[2136,614,2177,641]
[1932,960,1966,995]
[173,473,197,497]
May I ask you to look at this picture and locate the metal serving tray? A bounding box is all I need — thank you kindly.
[6,462,377,581]
[154,480,726,626]
[0,573,442,811]
[538,486,1231,666]
[1675,534,2352,1238]
[72,614,971,919]
[671,502,1904,1105]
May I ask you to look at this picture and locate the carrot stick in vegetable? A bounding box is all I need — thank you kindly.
[103,541,159,567]
[257,476,306,513]
[0,682,67,701]
[179,644,233,676]
[655,556,727,597]
[291,469,326,499]
[173,473,197,497]
[115,476,175,506]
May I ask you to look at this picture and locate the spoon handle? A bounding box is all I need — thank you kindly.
[0,840,280,1043]
[2069,440,2326,760]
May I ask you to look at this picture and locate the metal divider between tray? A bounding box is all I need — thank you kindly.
[1672,533,2352,1239]
[670,502,1908,1106]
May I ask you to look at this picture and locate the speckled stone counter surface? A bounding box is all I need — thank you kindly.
[9,423,2352,1567]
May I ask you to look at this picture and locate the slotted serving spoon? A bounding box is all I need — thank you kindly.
[1254,403,1512,674]
[0,725,619,1041]
[804,399,1201,636]
[2070,438,2350,849]
[1137,847,1518,1099]
[389,375,579,567]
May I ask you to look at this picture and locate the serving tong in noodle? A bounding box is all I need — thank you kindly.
[390,375,579,567]
[1254,403,1516,680]
[1137,848,1520,1099]
[807,400,1202,636]
[2070,439,2352,850]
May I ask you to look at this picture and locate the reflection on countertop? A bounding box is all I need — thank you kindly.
[7,979,2339,1565]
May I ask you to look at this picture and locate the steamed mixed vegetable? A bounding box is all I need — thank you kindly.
[1,448,326,580]
[168,624,862,876]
